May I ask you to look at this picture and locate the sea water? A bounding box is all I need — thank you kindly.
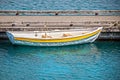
[0,40,120,80]
[0,0,120,10]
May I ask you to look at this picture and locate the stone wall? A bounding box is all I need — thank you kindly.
[0,10,120,16]
[0,10,120,40]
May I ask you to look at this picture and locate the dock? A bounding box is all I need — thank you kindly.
[0,10,120,40]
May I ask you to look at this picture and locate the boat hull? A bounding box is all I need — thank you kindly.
[15,33,99,46]
[6,28,102,46]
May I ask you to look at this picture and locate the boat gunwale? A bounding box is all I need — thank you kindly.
[12,27,102,42]
[13,27,101,39]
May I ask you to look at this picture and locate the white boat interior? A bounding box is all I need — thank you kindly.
[9,27,99,39]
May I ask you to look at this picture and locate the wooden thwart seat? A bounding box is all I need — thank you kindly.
[42,33,52,38]
[62,33,72,37]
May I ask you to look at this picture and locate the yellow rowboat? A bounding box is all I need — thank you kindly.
[6,27,102,46]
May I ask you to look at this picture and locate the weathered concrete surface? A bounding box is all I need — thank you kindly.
[0,16,120,31]
[0,16,120,40]
[0,16,120,22]
[0,10,120,16]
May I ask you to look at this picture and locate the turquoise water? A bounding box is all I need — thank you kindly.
[0,0,120,10]
[0,41,120,80]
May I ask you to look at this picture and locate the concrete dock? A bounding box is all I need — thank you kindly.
[0,10,120,40]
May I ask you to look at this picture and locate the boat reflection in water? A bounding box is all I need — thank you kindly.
[7,43,101,64]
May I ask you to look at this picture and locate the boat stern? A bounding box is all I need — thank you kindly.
[89,27,103,42]
[6,31,15,44]
[98,27,103,31]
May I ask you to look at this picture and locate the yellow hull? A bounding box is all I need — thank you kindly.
[14,29,101,43]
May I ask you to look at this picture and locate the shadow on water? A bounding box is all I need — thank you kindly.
[1,40,120,57]
[2,40,120,64]
[5,42,100,55]
[0,41,103,69]
[0,40,100,54]
[0,40,102,62]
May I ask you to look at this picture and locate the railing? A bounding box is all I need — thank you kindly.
[0,10,120,16]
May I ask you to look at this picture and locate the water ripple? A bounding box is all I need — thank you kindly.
[0,0,120,10]
[0,41,120,80]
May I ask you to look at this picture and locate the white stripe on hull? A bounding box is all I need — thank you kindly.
[12,33,99,46]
